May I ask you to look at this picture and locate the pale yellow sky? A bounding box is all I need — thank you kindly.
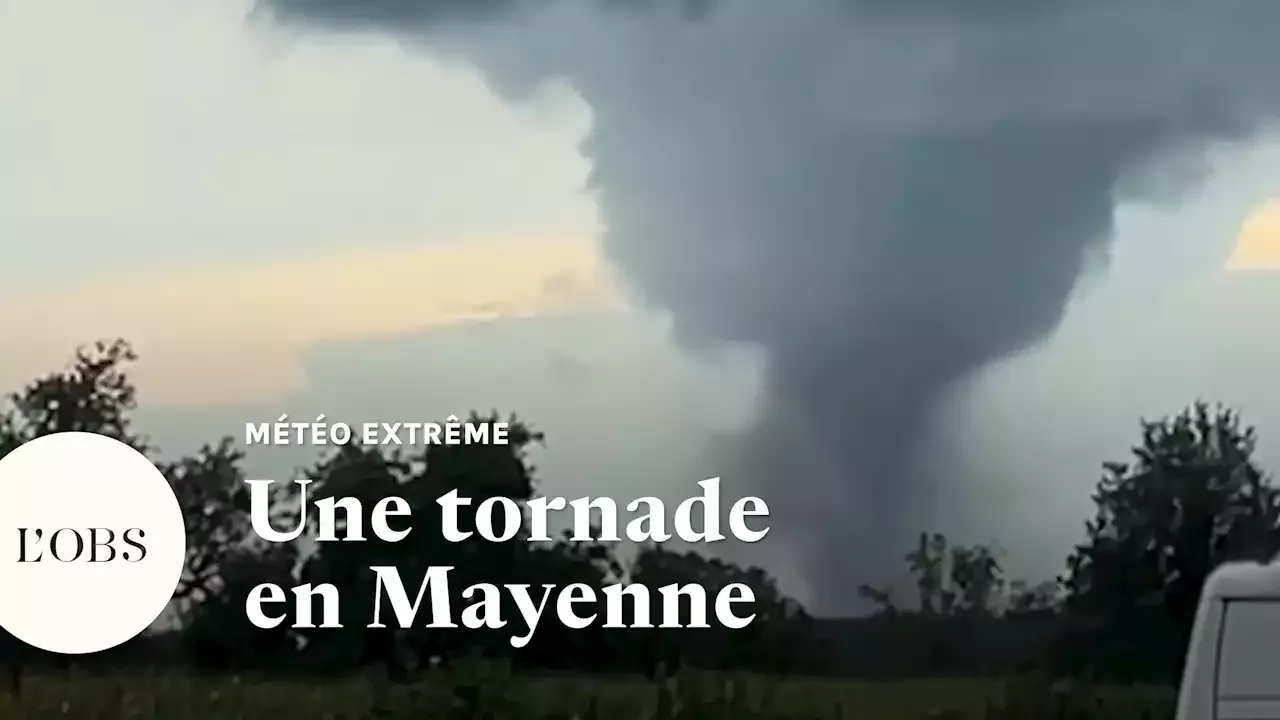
[0,234,626,406]
[1227,199,1280,271]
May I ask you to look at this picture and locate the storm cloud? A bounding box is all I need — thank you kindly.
[257,0,1280,611]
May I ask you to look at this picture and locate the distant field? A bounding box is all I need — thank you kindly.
[0,671,1175,719]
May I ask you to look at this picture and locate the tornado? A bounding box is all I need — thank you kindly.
[259,0,1280,611]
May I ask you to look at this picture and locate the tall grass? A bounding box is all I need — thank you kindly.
[0,667,1175,719]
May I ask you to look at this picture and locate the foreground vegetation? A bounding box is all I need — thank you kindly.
[0,668,1174,719]
[2,340,1272,717]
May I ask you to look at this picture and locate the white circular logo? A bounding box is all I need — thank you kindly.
[0,432,186,654]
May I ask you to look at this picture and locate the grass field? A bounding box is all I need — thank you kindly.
[0,670,1176,719]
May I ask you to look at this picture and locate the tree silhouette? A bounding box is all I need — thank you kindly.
[861,532,1008,617]
[183,542,300,671]
[1062,402,1280,679]
[907,532,949,614]
[0,339,143,453]
[163,438,258,608]
[0,340,293,676]
[1066,403,1280,619]
[629,544,811,674]
[7,341,1280,684]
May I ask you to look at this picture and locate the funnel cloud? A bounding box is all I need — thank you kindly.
[258,0,1280,611]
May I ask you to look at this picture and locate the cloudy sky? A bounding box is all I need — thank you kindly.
[0,0,763,567]
[3,0,1280,607]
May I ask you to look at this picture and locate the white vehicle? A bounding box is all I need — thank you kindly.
[1178,561,1280,720]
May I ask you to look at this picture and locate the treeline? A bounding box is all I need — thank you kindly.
[3,340,1279,685]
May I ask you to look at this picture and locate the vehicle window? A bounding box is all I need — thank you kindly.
[1218,602,1280,699]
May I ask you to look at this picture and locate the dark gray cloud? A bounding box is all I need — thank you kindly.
[256,0,1280,611]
